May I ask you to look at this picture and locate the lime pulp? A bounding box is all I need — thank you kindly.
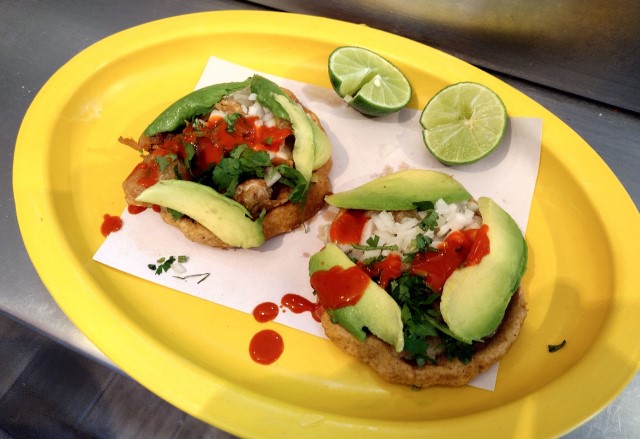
[419,82,507,165]
[328,46,411,117]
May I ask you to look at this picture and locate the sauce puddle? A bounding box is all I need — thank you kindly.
[249,293,324,365]
[100,214,122,237]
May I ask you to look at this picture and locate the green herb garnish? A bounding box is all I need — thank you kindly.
[168,208,183,220]
[212,145,271,196]
[181,141,196,171]
[148,255,188,275]
[155,154,178,173]
[272,164,308,204]
[548,340,567,352]
[224,113,241,133]
[152,256,176,275]
[351,235,399,252]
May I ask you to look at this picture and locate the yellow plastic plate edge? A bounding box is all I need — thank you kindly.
[12,11,640,438]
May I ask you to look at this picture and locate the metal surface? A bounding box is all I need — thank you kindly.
[248,0,640,113]
[1,0,638,437]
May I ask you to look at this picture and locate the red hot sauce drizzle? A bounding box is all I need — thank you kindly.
[310,265,370,310]
[100,214,122,237]
[281,293,323,322]
[252,302,279,323]
[249,329,284,365]
[329,209,369,245]
[410,224,490,292]
[250,302,282,365]
[127,204,147,215]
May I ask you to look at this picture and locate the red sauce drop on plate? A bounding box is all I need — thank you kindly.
[281,293,323,322]
[310,265,369,310]
[127,204,147,215]
[100,214,122,237]
[249,329,284,365]
[253,302,279,323]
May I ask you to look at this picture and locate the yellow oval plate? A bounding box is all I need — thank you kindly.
[13,11,640,438]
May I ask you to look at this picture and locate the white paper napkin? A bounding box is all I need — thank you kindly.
[94,56,542,391]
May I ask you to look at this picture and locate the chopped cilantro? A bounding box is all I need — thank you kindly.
[212,145,271,196]
[351,235,399,252]
[181,141,195,170]
[173,164,183,180]
[443,336,473,363]
[415,233,434,252]
[548,340,567,352]
[152,256,176,275]
[168,208,183,220]
[148,255,187,275]
[272,164,308,204]
[413,200,435,211]
[155,154,177,173]
[224,113,241,133]
[385,272,472,364]
[419,210,438,232]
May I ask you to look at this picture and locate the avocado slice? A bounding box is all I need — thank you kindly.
[249,75,290,120]
[273,93,315,184]
[440,197,527,343]
[326,169,471,210]
[309,243,404,352]
[310,118,332,170]
[135,180,265,249]
[143,78,252,137]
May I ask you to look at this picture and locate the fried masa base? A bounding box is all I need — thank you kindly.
[321,288,527,388]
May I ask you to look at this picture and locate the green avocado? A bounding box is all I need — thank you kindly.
[273,93,315,184]
[143,78,252,137]
[135,180,265,249]
[249,75,290,120]
[325,169,471,210]
[310,119,332,170]
[309,243,404,352]
[440,197,527,343]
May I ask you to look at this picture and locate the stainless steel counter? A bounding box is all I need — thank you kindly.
[2,0,638,437]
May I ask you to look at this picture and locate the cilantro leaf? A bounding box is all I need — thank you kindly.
[212,157,242,196]
[272,164,308,204]
[168,208,183,220]
[415,233,432,252]
[352,234,399,252]
[548,340,567,352]
[387,272,473,364]
[153,256,176,275]
[224,113,241,133]
[420,209,438,231]
[181,141,195,170]
[155,154,177,173]
[211,145,271,196]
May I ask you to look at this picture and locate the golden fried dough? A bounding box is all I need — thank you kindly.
[321,288,527,387]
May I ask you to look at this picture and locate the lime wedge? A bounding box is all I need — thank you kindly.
[419,82,507,165]
[328,46,411,117]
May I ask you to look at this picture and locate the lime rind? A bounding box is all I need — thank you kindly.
[328,46,411,116]
[420,82,507,165]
